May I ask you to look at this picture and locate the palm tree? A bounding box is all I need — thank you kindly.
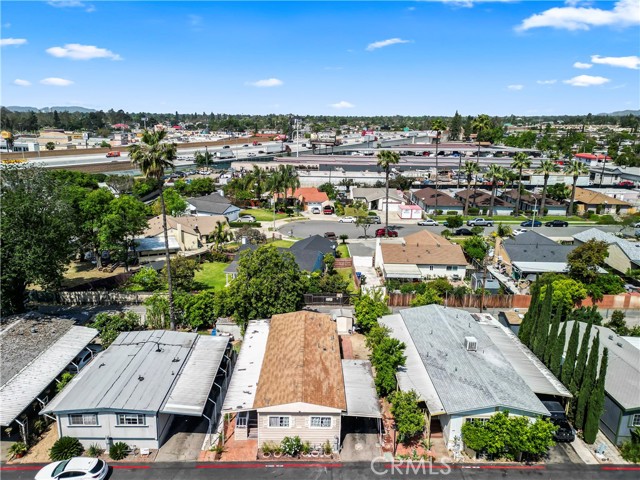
[431,119,447,216]
[462,160,480,216]
[376,150,401,234]
[268,165,299,231]
[536,159,560,218]
[249,165,267,205]
[471,114,493,170]
[565,160,590,217]
[511,152,531,216]
[211,220,230,252]
[485,164,505,217]
[129,129,178,330]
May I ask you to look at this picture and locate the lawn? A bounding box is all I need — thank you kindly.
[336,244,350,258]
[240,208,288,222]
[267,239,295,248]
[336,267,358,293]
[434,214,590,223]
[194,261,229,291]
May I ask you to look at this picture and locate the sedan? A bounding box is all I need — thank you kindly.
[520,220,542,227]
[238,214,256,223]
[339,216,356,223]
[35,457,108,480]
[512,228,528,236]
[454,228,474,236]
[417,218,439,226]
[375,228,398,238]
[545,220,569,227]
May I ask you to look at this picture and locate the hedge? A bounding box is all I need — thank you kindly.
[229,221,262,228]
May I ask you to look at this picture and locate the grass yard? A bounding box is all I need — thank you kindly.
[267,239,295,248]
[194,261,229,291]
[435,214,589,223]
[337,267,359,293]
[240,208,288,222]
[336,244,350,258]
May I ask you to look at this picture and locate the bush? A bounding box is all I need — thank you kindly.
[207,251,231,263]
[56,372,75,393]
[50,436,84,461]
[229,221,262,228]
[445,215,463,229]
[446,211,459,216]
[87,444,104,457]
[109,442,129,460]
[468,207,480,215]
[441,229,452,238]
[8,442,27,457]
[281,436,303,456]
[596,215,617,225]
[127,267,161,292]
[470,226,484,236]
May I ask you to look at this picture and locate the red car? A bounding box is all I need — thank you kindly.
[106,151,120,158]
[375,228,398,238]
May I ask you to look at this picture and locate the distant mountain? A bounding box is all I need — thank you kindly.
[598,109,640,117]
[4,106,97,113]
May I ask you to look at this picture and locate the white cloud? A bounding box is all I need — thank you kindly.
[40,77,74,86]
[563,75,611,87]
[13,79,31,87]
[573,61,592,69]
[517,0,640,31]
[537,79,557,85]
[46,43,122,60]
[330,101,355,109]
[507,84,524,91]
[246,78,283,87]
[48,0,95,12]
[440,0,516,7]
[366,38,411,51]
[3,23,11,28]
[0,38,27,47]
[591,54,640,70]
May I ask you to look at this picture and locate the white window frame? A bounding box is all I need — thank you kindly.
[268,416,290,428]
[68,413,98,426]
[310,416,332,428]
[631,414,640,427]
[465,417,489,425]
[116,413,146,426]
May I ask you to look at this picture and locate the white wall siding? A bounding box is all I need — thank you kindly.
[417,265,466,280]
[257,412,341,451]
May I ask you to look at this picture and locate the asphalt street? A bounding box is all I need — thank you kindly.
[1,462,638,480]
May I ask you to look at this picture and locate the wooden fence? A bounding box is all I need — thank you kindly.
[31,290,156,306]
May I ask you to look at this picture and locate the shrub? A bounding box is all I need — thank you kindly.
[302,441,311,455]
[445,215,463,229]
[8,442,27,457]
[281,436,303,456]
[323,440,332,455]
[207,251,231,263]
[470,226,484,236]
[127,267,161,292]
[468,207,480,215]
[56,372,75,393]
[446,211,459,216]
[109,441,129,460]
[262,441,275,455]
[50,436,84,461]
[441,229,452,238]
[339,234,349,244]
[87,443,104,457]
[229,221,262,228]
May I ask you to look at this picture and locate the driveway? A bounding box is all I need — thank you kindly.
[156,415,209,462]
[341,432,381,462]
[548,442,583,464]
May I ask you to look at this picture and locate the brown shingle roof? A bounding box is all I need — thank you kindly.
[572,187,631,206]
[412,188,463,207]
[380,243,468,266]
[253,311,346,410]
[404,230,450,247]
[456,189,511,207]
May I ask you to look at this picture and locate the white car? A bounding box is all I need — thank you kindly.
[339,216,357,223]
[512,228,528,236]
[417,218,439,226]
[238,214,256,223]
[65,345,102,373]
[35,457,108,480]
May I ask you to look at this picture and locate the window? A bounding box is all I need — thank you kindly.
[68,414,97,426]
[465,418,489,425]
[631,414,640,427]
[268,416,290,428]
[429,266,434,271]
[116,414,146,426]
[310,416,332,428]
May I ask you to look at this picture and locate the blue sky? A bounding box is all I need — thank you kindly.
[1,0,639,116]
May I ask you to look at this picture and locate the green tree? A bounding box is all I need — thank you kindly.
[606,310,628,336]
[210,220,231,252]
[98,195,148,270]
[354,290,389,334]
[583,348,608,444]
[45,141,56,151]
[462,235,488,262]
[550,322,567,378]
[410,287,443,307]
[561,321,581,387]
[446,215,463,229]
[162,256,201,292]
[544,307,562,366]
[175,291,218,330]
[519,282,542,348]
[376,150,401,233]
[485,165,506,217]
[100,140,111,148]
[541,278,587,316]
[570,318,594,396]
[152,188,187,217]
[1,166,77,314]
[129,129,178,329]
[547,183,571,202]
[574,332,599,430]
[389,390,425,445]
[533,283,553,359]
[79,187,115,268]
[193,148,214,167]
[448,110,462,141]
[567,239,609,286]
[90,311,142,348]
[564,160,590,216]
[462,160,480,216]
[535,159,559,217]
[511,152,532,216]
[185,177,216,196]
[127,266,161,291]
[226,245,307,329]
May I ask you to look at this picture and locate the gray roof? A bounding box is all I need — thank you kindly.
[342,360,381,418]
[565,321,640,411]
[352,187,404,203]
[502,231,575,263]
[475,314,571,398]
[573,228,640,262]
[226,242,324,274]
[187,193,239,215]
[381,305,548,416]
[43,330,228,416]
[1,316,97,426]
[290,235,336,256]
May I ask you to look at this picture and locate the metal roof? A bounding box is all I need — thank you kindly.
[1,325,98,426]
[341,360,381,418]
[381,306,548,416]
[476,314,571,398]
[221,320,270,413]
[135,236,180,252]
[574,228,640,262]
[379,313,445,415]
[43,330,226,416]
[160,335,229,416]
[383,263,423,279]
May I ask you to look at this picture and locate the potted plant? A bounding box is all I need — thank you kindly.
[261,442,273,458]
[8,442,28,459]
[301,441,311,457]
[322,440,332,458]
[272,445,283,458]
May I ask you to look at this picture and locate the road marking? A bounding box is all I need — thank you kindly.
[112,465,151,469]
[196,462,342,469]
[602,466,640,471]
[0,466,42,471]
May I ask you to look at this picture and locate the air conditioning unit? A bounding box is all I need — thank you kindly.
[464,336,478,352]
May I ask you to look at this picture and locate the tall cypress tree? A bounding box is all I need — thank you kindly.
[533,284,553,359]
[575,332,600,430]
[561,321,580,387]
[550,322,567,378]
[519,282,541,347]
[570,319,594,396]
[583,348,608,444]
[544,307,561,366]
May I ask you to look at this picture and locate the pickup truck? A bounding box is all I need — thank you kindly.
[466,218,493,227]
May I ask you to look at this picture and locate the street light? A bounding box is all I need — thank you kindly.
[531,196,538,229]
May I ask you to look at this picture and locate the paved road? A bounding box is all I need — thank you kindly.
[1,462,637,479]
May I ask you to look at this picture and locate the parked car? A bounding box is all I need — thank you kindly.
[375,228,398,238]
[310,206,321,214]
[106,151,120,158]
[520,219,542,227]
[542,401,576,442]
[545,220,569,227]
[65,344,102,373]
[243,144,249,147]
[417,218,439,226]
[238,214,256,223]
[324,232,337,241]
[367,215,381,224]
[339,216,356,223]
[35,457,108,480]
[454,228,474,236]
[466,218,493,227]
[223,145,230,149]
[247,152,256,157]
[512,228,528,236]
[323,205,335,215]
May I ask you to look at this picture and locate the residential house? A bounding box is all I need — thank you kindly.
[142,215,227,252]
[187,192,242,221]
[573,228,640,275]
[380,305,551,449]
[375,230,468,281]
[573,152,612,168]
[571,187,634,216]
[584,188,640,208]
[279,187,331,212]
[501,189,566,216]
[409,187,464,216]
[591,166,640,187]
[350,187,406,213]
[42,330,231,449]
[454,189,514,216]
[470,272,500,293]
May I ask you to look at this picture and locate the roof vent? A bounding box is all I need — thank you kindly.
[608,335,614,340]
[464,336,478,352]
[616,342,623,348]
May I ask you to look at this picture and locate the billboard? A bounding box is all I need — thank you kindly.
[310,132,339,145]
